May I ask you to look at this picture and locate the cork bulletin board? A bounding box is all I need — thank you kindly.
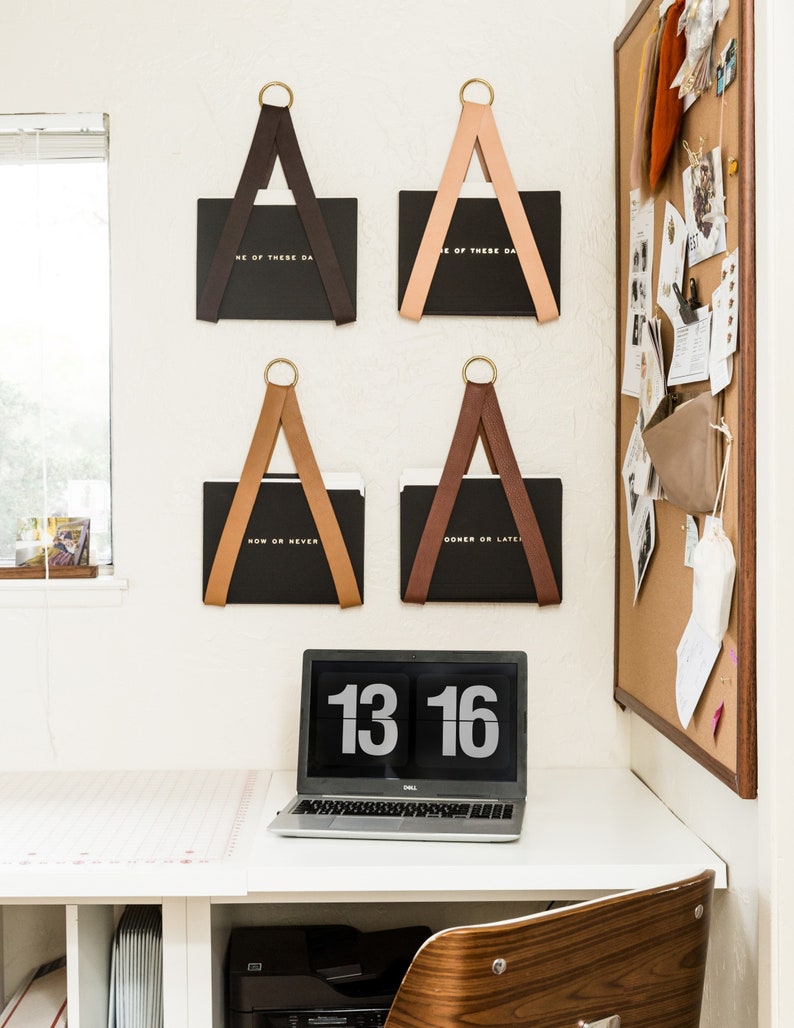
[614,0,756,796]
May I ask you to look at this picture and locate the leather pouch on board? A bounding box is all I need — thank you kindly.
[642,390,723,513]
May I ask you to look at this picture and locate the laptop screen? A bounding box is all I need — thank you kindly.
[297,650,527,799]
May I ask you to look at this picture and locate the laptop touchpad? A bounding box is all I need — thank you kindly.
[330,816,403,832]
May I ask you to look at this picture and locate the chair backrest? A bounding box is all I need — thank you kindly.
[384,870,715,1028]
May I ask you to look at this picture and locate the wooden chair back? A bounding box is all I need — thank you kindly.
[384,870,715,1028]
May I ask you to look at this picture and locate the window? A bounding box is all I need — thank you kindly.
[0,113,112,568]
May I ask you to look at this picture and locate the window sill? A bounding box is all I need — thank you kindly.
[0,574,128,608]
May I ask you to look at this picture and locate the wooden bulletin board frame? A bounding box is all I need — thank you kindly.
[614,0,756,797]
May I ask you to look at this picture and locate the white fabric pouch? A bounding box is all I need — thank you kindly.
[691,419,735,643]
[692,515,736,643]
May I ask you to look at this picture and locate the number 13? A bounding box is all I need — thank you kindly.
[328,682,399,756]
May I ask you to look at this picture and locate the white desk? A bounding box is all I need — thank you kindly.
[0,766,726,901]
[247,768,727,901]
[0,768,270,899]
[0,767,726,1027]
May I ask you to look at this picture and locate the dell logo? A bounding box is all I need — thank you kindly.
[403,784,417,791]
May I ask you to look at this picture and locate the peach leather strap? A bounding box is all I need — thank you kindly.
[403,379,560,607]
[204,379,362,609]
[399,101,559,324]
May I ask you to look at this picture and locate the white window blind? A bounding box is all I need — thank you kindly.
[0,113,108,163]
[0,113,112,569]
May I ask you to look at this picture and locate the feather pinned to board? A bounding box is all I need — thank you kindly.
[639,12,665,199]
[650,0,688,192]
[629,24,658,191]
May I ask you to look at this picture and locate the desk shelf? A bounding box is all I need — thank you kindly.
[0,767,726,1027]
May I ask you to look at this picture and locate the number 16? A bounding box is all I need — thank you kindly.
[426,685,499,758]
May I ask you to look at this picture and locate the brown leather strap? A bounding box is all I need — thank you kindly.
[204,381,286,606]
[477,385,560,605]
[403,380,560,606]
[279,387,362,608]
[399,101,559,325]
[403,382,488,602]
[197,103,355,326]
[204,380,362,609]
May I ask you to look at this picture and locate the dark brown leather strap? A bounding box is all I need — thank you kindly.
[403,380,560,607]
[204,379,362,609]
[274,111,356,326]
[197,103,355,326]
[197,104,281,323]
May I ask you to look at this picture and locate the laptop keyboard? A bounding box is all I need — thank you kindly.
[294,798,515,820]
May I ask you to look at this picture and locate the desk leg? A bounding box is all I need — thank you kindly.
[65,904,114,1027]
[186,898,213,1028]
[162,897,213,1028]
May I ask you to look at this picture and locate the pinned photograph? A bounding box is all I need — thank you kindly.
[656,202,687,324]
[716,38,738,97]
[682,145,728,267]
[621,420,656,602]
[622,190,655,396]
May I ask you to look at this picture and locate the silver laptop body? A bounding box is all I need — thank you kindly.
[267,649,527,843]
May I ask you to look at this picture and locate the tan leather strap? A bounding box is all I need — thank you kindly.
[279,387,362,608]
[403,380,560,606]
[399,101,559,325]
[197,102,355,326]
[204,380,362,608]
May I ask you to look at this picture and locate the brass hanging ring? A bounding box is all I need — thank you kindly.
[459,78,495,106]
[258,81,294,108]
[265,358,299,386]
[462,355,497,384]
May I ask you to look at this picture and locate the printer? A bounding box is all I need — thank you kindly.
[226,923,431,1028]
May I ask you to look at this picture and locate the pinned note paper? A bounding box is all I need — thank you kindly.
[676,614,721,728]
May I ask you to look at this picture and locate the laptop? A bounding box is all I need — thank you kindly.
[267,648,527,843]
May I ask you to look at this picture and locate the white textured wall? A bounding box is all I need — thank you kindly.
[0,0,627,772]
